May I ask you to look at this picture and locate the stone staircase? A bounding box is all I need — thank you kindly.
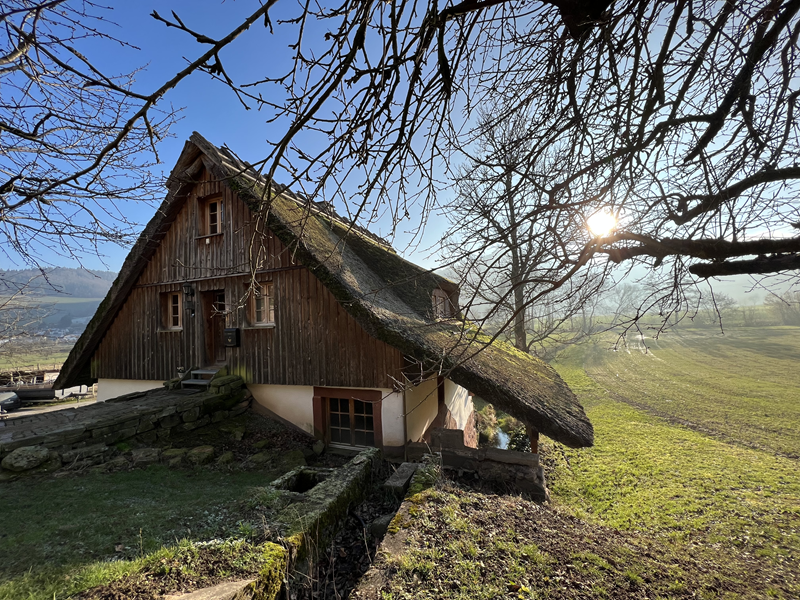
[181,367,222,391]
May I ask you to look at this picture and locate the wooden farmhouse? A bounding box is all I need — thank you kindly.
[56,133,593,456]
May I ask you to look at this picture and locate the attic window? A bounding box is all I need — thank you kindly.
[432,288,452,319]
[199,195,224,236]
[253,282,275,325]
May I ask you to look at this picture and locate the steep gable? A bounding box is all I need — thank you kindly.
[57,133,594,448]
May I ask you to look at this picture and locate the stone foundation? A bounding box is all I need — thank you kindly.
[408,428,547,500]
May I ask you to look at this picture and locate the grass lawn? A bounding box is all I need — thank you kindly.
[0,466,273,600]
[581,326,800,457]
[370,329,800,599]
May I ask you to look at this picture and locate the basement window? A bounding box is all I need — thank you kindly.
[329,397,375,447]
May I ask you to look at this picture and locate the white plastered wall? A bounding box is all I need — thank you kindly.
[444,378,474,430]
[248,384,406,446]
[248,384,315,435]
[379,390,405,447]
[404,377,439,442]
[97,379,163,402]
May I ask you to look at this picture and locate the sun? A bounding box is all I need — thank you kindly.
[587,210,617,237]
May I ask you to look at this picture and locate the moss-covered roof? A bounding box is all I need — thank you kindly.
[56,133,593,448]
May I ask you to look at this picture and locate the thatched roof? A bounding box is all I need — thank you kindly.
[56,133,593,448]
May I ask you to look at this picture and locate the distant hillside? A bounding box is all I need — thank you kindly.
[0,268,116,298]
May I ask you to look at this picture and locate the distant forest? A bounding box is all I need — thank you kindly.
[0,268,116,298]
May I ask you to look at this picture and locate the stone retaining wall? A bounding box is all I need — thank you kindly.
[0,377,248,474]
[407,427,547,500]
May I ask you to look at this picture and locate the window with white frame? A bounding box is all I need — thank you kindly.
[161,291,182,330]
[253,282,275,325]
[199,195,224,236]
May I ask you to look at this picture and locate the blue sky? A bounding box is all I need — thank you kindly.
[53,1,449,272]
[7,1,776,304]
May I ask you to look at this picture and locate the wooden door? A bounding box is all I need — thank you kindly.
[202,290,227,365]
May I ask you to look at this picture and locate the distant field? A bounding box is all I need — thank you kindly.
[581,326,800,458]
[545,338,800,598]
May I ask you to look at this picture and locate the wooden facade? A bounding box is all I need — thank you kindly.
[92,168,405,388]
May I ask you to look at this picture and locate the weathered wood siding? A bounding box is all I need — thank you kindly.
[92,168,405,388]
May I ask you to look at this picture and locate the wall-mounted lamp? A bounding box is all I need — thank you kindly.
[182,282,195,297]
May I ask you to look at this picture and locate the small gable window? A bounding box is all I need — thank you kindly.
[199,195,224,236]
[432,288,452,319]
[253,282,275,325]
[161,291,182,330]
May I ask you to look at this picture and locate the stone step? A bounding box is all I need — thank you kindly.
[181,379,212,389]
[191,369,219,377]
[383,462,419,496]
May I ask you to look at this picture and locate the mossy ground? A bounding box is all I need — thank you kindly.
[0,413,335,600]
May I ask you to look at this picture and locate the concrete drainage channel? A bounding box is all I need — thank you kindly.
[162,447,422,600]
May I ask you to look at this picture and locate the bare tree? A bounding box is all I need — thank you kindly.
[5,0,800,347]
[442,109,604,355]
[140,0,800,336]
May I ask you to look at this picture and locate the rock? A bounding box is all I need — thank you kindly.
[249,451,274,465]
[369,513,395,539]
[186,445,215,466]
[182,407,201,423]
[162,448,188,461]
[168,457,184,468]
[216,451,234,466]
[275,449,306,472]
[312,440,325,456]
[219,422,246,441]
[1,446,51,472]
[104,456,130,471]
[131,447,161,467]
[61,444,108,464]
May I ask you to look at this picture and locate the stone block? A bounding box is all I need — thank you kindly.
[160,413,183,429]
[137,431,158,445]
[216,451,234,466]
[182,407,201,423]
[1,446,51,472]
[162,448,188,461]
[182,415,210,432]
[186,446,215,466]
[156,427,171,440]
[484,447,539,466]
[136,419,155,433]
[249,451,274,465]
[61,444,108,464]
[131,447,161,467]
[103,456,130,471]
[383,462,419,497]
[159,406,177,418]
